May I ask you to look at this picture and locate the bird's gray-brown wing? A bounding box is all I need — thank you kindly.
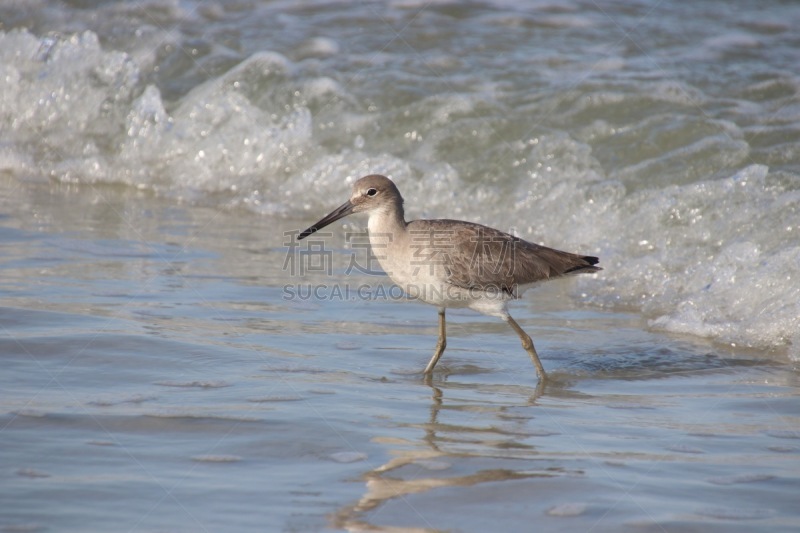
[406,219,601,294]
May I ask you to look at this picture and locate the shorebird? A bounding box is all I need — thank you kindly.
[297,175,601,381]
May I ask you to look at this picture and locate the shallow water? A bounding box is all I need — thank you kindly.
[1,1,800,531]
[2,180,798,532]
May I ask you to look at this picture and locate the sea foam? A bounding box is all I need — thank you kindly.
[1,28,798,360]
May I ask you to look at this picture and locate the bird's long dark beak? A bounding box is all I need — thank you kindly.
[297,200,355,240]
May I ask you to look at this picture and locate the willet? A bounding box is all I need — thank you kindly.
[297,175,601,381]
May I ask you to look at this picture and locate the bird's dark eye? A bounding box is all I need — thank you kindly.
[366,188,378,197]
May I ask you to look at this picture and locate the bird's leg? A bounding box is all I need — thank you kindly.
[505,315,547,381]
[424,308,447,374]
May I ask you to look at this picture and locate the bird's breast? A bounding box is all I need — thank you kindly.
[367,230,449,291]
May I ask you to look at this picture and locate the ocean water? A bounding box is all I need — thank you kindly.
[1,1,799,532]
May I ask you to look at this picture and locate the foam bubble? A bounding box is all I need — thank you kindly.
[589,164,800,358]
[0,29,322,198]
[0,29,140,181]
[296,37,340,59]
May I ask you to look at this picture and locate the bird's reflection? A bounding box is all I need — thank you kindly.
[331,373,552,531]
